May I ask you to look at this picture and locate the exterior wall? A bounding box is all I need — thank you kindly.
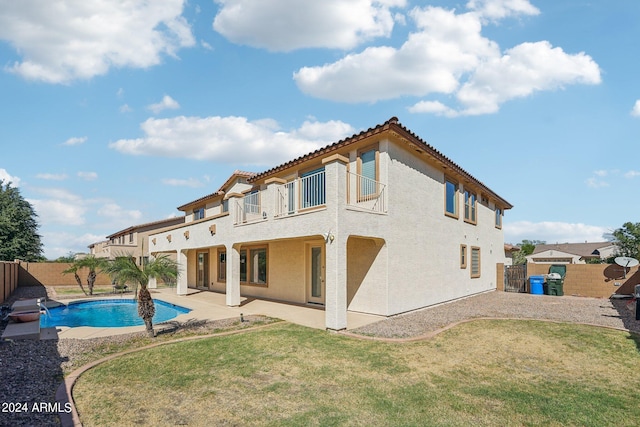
[527,250,580,264]
[526,263,639,298]
[374,141,504,315]
[346,237,387,314]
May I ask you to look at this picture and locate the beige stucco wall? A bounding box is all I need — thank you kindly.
[150,135,508,320]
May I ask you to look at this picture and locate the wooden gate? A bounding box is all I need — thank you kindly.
[504,264,527,293]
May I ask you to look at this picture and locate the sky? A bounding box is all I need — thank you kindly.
[0,0,638,259]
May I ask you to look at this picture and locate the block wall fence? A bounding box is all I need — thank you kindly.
[0,261,113,302]
[497,263,640,298]
[1,261,19,304]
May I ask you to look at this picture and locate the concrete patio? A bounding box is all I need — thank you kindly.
[51,287,385,339]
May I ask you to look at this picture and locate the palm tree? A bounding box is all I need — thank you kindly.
[103,254,179,337]
[63,255,108,295]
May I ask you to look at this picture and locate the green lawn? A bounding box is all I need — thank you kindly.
[73,320,640,426]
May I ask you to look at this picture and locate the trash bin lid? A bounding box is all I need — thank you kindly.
[549,264,566,278]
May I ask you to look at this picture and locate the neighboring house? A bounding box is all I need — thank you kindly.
[526,242,617,264]
[149,117,513,330]
[89,217,185,265]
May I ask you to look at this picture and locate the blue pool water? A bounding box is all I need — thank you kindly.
[40,299,191,328]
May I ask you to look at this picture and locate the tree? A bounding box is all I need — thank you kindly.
[0,180,43,261]
[512,239,546,265]
[63,255,108,295]
[54,252,77,263]
[102,254,179,337]
[612,222,640,260]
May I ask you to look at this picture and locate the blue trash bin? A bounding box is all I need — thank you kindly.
[529,275,544,295]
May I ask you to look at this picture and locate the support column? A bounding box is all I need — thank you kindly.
[321,154,349,331]
[226,243,241,306]
[324,235,347,330]
[147,254,157,289]
[176,249,188,295]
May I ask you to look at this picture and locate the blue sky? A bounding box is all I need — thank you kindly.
[1,0,638,259]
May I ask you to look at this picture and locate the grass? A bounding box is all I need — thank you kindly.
[73,320,640,426]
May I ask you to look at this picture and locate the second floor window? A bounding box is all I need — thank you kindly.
[464,190,477,223]
[445,178,458,217]
[193,207,205,220]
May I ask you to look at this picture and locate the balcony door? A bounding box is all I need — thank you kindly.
[307,244,325,305]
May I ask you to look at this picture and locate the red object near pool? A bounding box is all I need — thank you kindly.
[9,311,41,323]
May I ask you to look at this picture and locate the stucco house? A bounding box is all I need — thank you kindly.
[526,242,617,264]
[89,217,184,265]
[149,117,512,330]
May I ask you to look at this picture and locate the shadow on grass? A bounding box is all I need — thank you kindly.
[609,297,640,353]
[0,285,68,427]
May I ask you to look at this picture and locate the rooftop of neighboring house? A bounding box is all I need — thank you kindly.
[530,242,616,258]
[105,216,185,240]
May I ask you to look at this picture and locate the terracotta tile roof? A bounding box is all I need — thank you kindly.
[177,170,256,211]
[250,117,512,209]
[106,216,184,239]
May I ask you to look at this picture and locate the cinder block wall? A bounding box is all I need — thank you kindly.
[526,263,639,298]
[18,261,112,287]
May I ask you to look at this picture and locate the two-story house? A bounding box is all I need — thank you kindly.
[149,117,512,330]
[89,217,184,265]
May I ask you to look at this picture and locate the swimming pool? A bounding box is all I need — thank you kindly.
[40,299,191,328]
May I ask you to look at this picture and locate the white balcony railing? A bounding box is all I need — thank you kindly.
[275,170,326,217]
[347,172,387,213]
[235,191,263,224]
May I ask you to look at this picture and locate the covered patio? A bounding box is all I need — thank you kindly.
[52,287,384,339]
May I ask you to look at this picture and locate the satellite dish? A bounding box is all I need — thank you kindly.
[615,256,639,279]
[615,256,639,268]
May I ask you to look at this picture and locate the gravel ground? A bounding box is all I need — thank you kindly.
[1,286,639,426]
[352,290,640,339]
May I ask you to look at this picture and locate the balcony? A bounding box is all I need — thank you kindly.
[346,172,387,214]
[233,168,386,226]
[275,169,326,217]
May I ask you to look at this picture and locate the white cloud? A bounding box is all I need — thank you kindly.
[147,95,180,114]
[41,231,107,259]
[631,100,640,117]
[96,203,142,224]
[0,0,195,83]
[585,177,609,189]
[625,170,640,178]
[63,136,87,146]
[504,221,611,245]
[36,173,68,181]
[0,168,21,186]
[29,197,86,226]
[162,178,204,188]
[78,171,98,181]
[295,4,601,115]
[109,116,355,166]
[213,0,405,51]
[119,104,133,113]
[466,0,540,20]
[453,41,601,116]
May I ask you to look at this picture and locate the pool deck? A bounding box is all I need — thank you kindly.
[49,288,385,339]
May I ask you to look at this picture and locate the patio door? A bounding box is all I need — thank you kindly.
[307,244,325,305]
[197,252,209,288]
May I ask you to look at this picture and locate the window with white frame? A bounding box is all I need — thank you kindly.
[464,190,477,224]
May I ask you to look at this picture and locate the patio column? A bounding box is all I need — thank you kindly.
[147,254,157,289]
[226,243,241,306]
[322,154,349,331]
[176,249,188,295]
